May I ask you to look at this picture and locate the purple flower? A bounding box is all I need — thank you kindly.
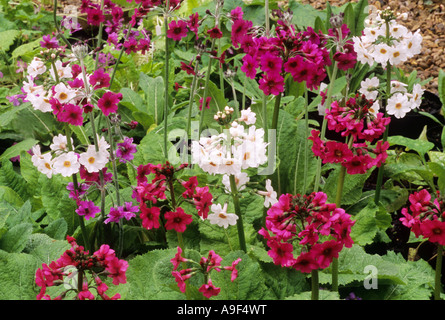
[40,34,59,49]
[122,202,139,220]
[104,206,125,224]
[104,202,139,224]
[75,200,100,220]
[116,137,137,163]
[6,94,26,106]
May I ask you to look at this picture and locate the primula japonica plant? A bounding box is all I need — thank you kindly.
[259,191,354,299]
[400,190,445,300]
[35,236,128,300]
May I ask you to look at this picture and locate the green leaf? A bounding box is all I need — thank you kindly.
[0,222,33,253]
[43,218,68,240]
[126,248,185,300]
[139,72,165,125]
[0,250,41,299]
[353,0,369,36]
[212,250,274,300]
[438,69,445,108]
[387,135,435,157]
[0,29,20,51]
[350,201,392,246]
[324,165,373,206]
[0,138,37,162]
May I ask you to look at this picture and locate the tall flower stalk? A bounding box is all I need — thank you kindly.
[163,0,171,159]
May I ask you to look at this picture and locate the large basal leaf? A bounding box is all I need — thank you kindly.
[0,222,33,253]
[212,250,275,300]
[139,72,165,125]
[276,109,317,196]
[126,247,185,300]
[350,200,392,246]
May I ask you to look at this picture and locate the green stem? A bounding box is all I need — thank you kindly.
[53,0,71,49]
[314,61,338,192]
[332,137,353,292]
[229,174,246,252]
[435,244,443,300]
[373,64,392,205]
[311,269,319,300]
[262,95,268,142]
[186,61,200,138]
[198,38,216,135]
[374,17,393,205]
[303,87,309,194]
[271,93,282,132]
[163,1,171,159]
[65,124,89,251]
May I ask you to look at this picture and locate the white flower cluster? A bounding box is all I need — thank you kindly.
[23,57,79,113]
[353,12,422,68]
[359,76,424,119]
[191,108,268,176]
[31,134,109,178]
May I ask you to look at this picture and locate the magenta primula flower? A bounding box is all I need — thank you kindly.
[98,91,122,116]
[89,68,111,89]
[57,104,84,126]
[240,54,258,79]
[164,207,193,233]
[259,192,355,273]
[167,20,188,41]
[86,7,105,26]
[140,202,161,230]
[400,190,445,246]
[259,72,284,96]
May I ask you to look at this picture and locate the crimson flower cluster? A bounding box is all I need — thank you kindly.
[400,190,445,246]
[231,8,331,94]
[35,236,127,300]
[309,94,391,175]
[171,247,241,299]
[134,162,213,232]
[259,192,355,273]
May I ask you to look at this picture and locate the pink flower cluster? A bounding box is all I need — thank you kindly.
[231,7,331,94]
[35,236,127,300]
[259,192,355,273]
[171,247,241,299]
[134,162,213,233]
[400,190,445,246]
[309,94,391,175]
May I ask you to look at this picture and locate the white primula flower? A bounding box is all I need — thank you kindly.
[386,92,412,119]
[257,179,278,207]
[53,82,76,104]
[31,145,44,167]
[50,134,73,156]
[79,145,109,173]
[368,101,381,116]
[352,36,375,66]
[359,76,380,100]
[27,57,46,78]
[388,22,408,39]
[26,91,53,113]
[53,151,80,177]
[36,152,54,179]
[238,107,256,125]
[409,83,424,109]
[403,29,422,58]
[388,44,408,66]
[22,76,45,96]
[222,171,249,193]
[50,60,72,81]
[390,80,408,94]
[372,43,393,67]
[207,203,238,229]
